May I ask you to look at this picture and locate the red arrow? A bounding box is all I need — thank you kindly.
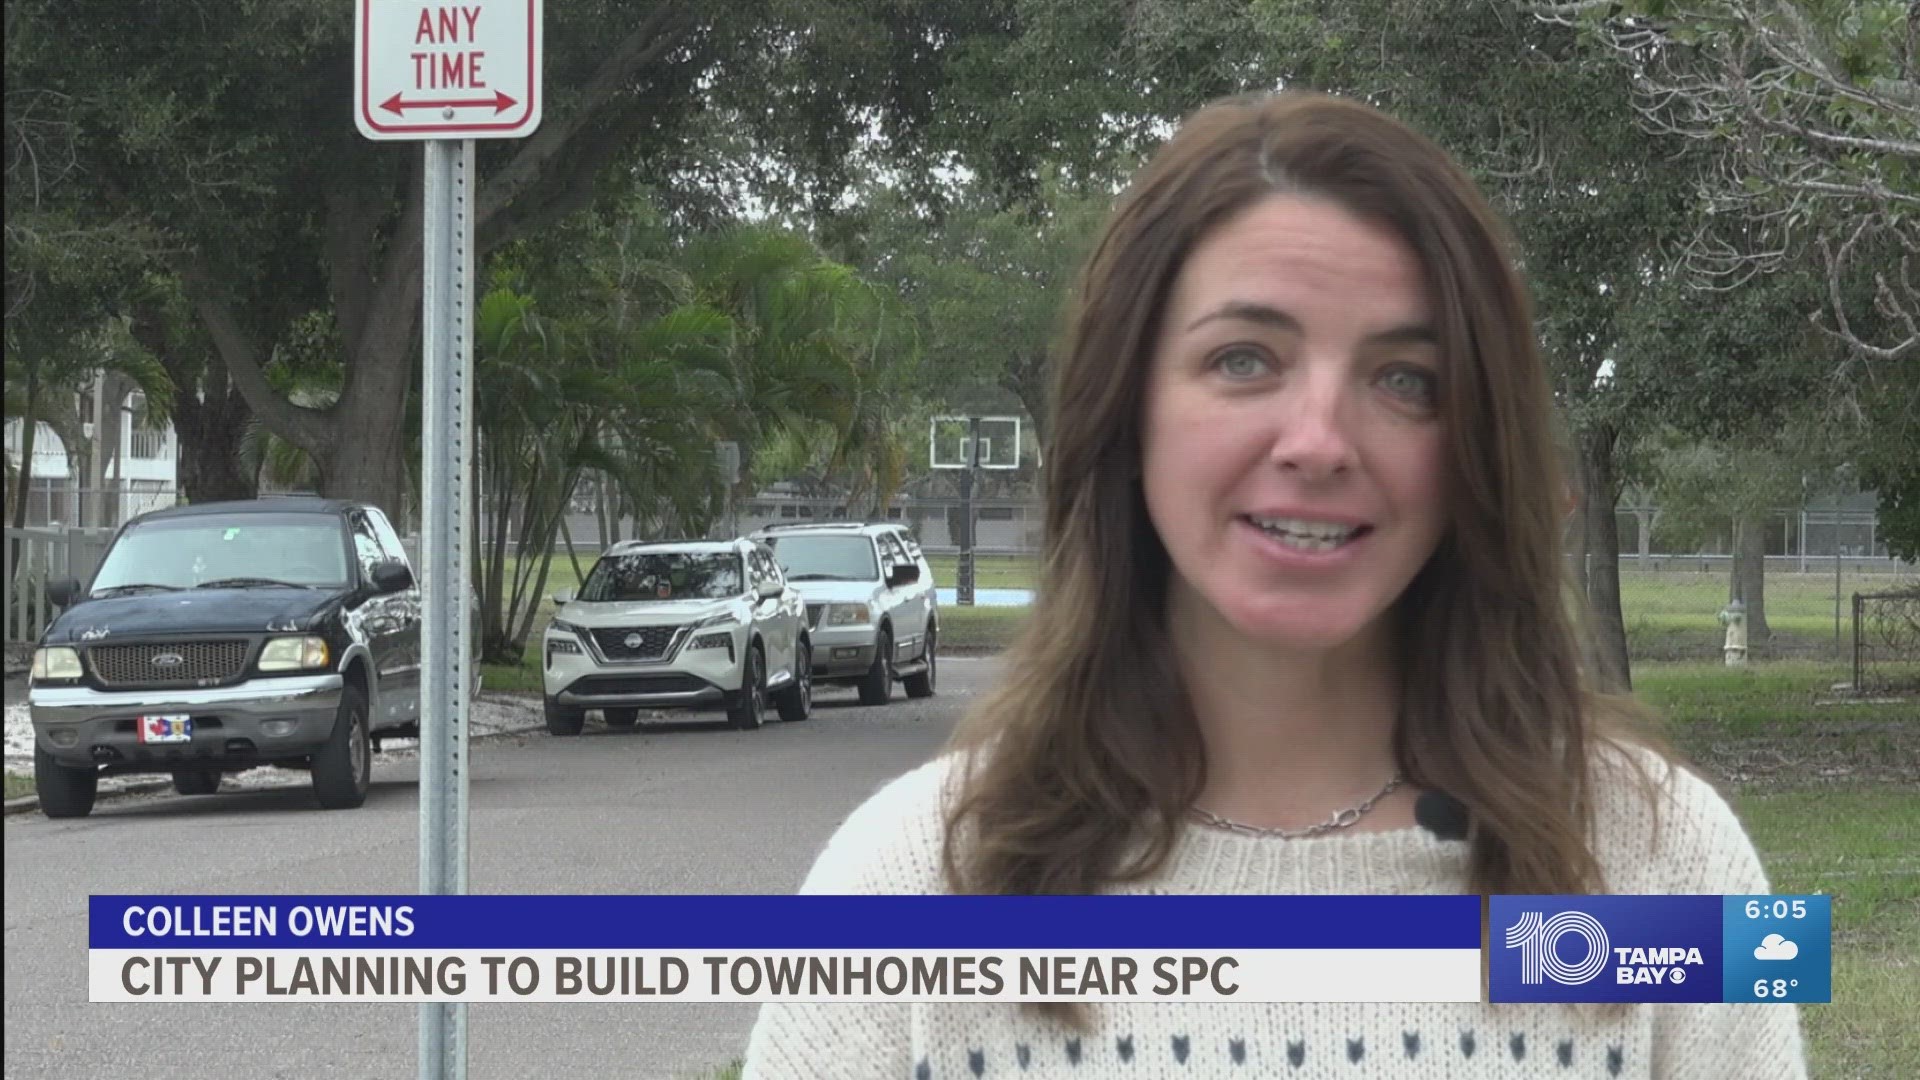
[380,89,518,116]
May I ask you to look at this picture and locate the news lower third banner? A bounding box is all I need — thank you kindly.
[88,894,1827,1005]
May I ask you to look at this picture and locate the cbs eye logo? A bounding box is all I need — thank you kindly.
[1504,911,1610,986]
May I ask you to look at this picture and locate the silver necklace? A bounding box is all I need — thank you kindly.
[1188,774,1403,840]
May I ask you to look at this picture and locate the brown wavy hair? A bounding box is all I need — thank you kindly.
[940,92,1662,905]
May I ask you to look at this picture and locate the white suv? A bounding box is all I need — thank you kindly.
[540,539,811,734]
[750,522,937,705]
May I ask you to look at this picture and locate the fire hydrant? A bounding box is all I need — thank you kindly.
[1717,599,1748,667]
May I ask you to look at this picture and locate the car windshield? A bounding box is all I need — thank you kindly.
[764,534,879,581]
[89,514,351,592]
[579,551,744,602]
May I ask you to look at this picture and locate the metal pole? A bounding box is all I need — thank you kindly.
[418,137,474,1080]
[1834,519,1843,659]
[1798,508,1807,574]
[89,371,107,528]
[957,418,979,606]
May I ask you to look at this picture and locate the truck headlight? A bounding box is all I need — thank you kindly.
[259,636,330,671]
[31,646,82,682]
[825,603,873,626]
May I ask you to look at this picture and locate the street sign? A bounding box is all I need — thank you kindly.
[354,6,541,1080]
[355,0,543,141]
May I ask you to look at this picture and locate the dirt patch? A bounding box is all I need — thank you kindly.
[1676,717,1920,792]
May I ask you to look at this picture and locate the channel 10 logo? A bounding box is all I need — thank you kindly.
[1488,896,1722,1003]
[1504,910,1611,986]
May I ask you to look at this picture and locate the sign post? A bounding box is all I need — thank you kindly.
[356,4,542,1079]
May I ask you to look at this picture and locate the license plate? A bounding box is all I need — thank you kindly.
[137,714,193,744]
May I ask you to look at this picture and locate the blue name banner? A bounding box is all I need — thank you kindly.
[91,894,1482,951]
[1490,894,1831,1004]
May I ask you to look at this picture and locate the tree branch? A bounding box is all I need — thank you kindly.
[176,255,331,455]
[475,5,694,237]
[1815,215,1920,362]
[477,94,673,254]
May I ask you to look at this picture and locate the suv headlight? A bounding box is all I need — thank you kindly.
[687,613,741,656]
[31,646,83,682]
[549,618,584,636]
[259,636,330,672]
[824,603,874,627]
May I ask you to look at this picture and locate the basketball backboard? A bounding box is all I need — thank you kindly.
[929,416,1022,470]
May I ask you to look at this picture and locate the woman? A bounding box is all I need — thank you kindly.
[744,91,1804,1079]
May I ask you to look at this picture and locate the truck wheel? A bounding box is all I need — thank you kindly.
[904,625,937,699]
[34,743,97,819]
[774,641,813,722]
[857,629,893,706]
[312,683,371,810]
[172,768,222,796]
[544,696,585,736]
[603,708,639,730]
[727,646,767,730]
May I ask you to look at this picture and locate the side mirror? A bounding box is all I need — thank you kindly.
[47,578,81,607]
[552,587,576,605]
[886,563,921,588]
[757,578,784,599]
[370,559,414,593]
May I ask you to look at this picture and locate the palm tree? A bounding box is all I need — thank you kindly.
[5,310,173,534]
[681,224,923,517]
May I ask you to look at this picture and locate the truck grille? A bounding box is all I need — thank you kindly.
[589,625,681,661]
[89,640,250,687]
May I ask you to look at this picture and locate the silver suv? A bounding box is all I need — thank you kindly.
[750,522,937,705]
[540,538,811,734]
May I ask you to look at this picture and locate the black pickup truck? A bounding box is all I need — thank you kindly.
[27,496,425,817]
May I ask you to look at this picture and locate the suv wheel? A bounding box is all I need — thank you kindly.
[34,743,97,819]
[603,708,640,730]
[857,628,894,706]
[172,768,222,796]
[313,683,371,810]
[544,696,585,736]
[775,641,813,722]
[904,625,936,699]
[728,646,767,730]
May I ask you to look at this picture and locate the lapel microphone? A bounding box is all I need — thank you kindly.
[1413,791,1470,841]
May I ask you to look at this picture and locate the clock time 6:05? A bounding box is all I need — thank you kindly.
[1746,899,1808,919]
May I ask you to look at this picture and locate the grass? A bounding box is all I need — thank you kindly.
[1635,660,1918,1077]
[1738,788,1920,1077]
[1634,660,1905,728]
[924,554,1039,591]
[5,773,35,800]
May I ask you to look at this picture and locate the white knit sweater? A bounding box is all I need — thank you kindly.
[742,745,1806,1079]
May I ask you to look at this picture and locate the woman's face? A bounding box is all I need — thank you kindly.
[1141,194,1449,650]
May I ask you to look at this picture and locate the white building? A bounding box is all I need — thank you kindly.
[3,385,179,529]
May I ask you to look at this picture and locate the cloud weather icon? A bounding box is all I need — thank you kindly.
[1754,934,1800,961]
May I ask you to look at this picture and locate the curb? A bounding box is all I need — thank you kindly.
[4,710,549,819]
[5,777,173,816]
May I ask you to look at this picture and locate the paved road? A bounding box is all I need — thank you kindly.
[3,657,997,1080]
